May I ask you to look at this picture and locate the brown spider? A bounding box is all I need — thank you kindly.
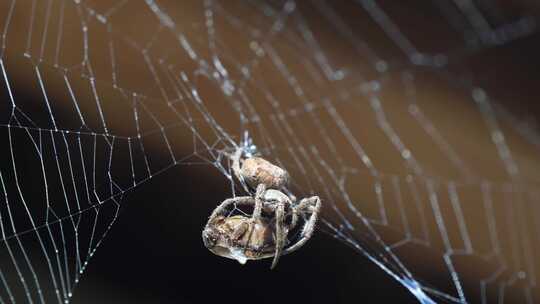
[202,149,321,269]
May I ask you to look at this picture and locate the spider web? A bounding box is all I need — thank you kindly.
[0,0,539,303]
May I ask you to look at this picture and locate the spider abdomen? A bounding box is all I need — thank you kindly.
[241,157,289,189]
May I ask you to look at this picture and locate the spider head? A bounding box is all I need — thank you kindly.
[202,215,274,264]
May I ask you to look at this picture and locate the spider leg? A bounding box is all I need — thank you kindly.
[289,195,313,229]
[289,195,299,229]
[207,196,254,224]
[270,202,286,269]
[231,221,249,240]
[296,196,320,213]
[227,148,252,193]
[237,183,267,254]
[290,207,299,230]
[283,196,321,255]
[252,183,266,220]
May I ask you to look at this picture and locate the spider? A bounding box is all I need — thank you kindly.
[202,148,321,269]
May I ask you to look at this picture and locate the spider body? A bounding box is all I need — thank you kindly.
[240,157,289,189]
[202,149,321,269]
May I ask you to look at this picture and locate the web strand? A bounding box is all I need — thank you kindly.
[0,1,539,303]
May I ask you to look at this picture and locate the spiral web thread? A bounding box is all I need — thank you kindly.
[0,0,539,303]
